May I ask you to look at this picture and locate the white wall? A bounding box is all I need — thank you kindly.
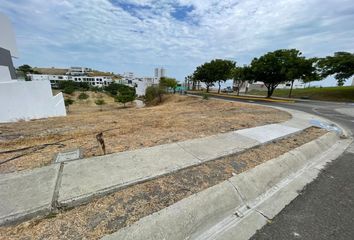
[0,80,66,123]
[0,13,18,57]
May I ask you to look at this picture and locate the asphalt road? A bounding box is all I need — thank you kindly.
[192,94,354,240]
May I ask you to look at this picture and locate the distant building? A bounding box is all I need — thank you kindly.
[28,74,113,88]
[66,66,93,76]
[154,67,166,79]
[121,71,159,96]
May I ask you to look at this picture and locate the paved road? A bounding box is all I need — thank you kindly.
[192,94,354,240]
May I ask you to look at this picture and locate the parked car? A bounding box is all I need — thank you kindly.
[221,86,233,93]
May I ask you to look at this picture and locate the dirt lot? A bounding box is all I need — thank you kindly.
[0,127,326,240]
[0,93,290,174]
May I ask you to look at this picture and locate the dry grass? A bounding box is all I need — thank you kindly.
[0,127,326,240]
[0,94,290,174]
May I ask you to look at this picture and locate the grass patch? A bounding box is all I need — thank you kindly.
[249,86,354,102]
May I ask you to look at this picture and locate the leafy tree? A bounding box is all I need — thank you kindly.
[193,59,235,93]
[251,49,318,98]
[17,64,35,81]
[78,92,89,100]
[64,98,74,112]
[116,86,136,107]
[232,65,253,95]
[95,99,106,111]
[160,77,178,93]
[287,57,322,97]
[318,52,354,86]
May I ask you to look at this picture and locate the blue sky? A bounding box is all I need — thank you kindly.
[1,0,354,86]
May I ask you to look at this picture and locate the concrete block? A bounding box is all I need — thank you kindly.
[0,165,60,225]
[236,124,300,143]
[177,132,259,161]
[228,154,294,205]
[58,143,199,207]
[102,181,243,240]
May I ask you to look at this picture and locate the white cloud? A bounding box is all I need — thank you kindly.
[1,0,353,85]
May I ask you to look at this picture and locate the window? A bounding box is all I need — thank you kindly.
[58,76,63,79]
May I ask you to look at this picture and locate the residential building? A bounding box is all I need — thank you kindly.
[121,71,160,96]
[66,66,93,76]
[154,67,166,80]
[28,74,113,87]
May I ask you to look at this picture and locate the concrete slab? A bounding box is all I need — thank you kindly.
[177,132,259,161]
[102,181,243,240]
[0,164,60,225]
[58,143,199,207]
[236,124,300,143]
[54,148,82,163]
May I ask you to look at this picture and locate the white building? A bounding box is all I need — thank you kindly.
[154,67,166,80]
[28,74,113,87]
[121,71,159,96]
[66,66,92,76]
[0,13,66,123]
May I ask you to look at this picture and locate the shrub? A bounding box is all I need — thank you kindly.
[63,85,75,95]
[202,92,209,100]
[145,86,165,104]
[78,92,89,100]
[95,99,106,111]
[64,98,74,112]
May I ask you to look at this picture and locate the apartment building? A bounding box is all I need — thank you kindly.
[28,74,113,87]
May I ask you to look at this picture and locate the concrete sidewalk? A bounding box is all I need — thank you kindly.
[0,108,334,225]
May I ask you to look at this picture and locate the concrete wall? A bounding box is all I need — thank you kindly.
[0,47,16,79]
[0,80,66,123]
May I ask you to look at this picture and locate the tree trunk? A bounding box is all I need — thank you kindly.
[267,86,275,98]
[192,81,196,90]
[288,80,294,98]
[206,85,210,93]
[218,81,221,94]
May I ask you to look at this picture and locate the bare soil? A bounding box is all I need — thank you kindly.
[0,94,290,174]
[0,127,326,240]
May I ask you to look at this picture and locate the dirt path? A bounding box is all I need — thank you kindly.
[0,127,326,240]
[0,95,290,174]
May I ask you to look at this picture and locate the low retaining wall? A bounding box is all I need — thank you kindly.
[102,132,352,240]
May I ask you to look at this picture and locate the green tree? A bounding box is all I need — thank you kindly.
[193,59,235,93]
[17,64,34,81]
[116,86,136,107]
[145,85,165,104]
[251,49,318,98]
[160,77,178,93]
[95,99,106,111]
[232,65,253,95]
[318,52,354,86]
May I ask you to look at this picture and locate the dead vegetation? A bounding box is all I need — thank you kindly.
[0,94,290,174]
[0,127,326,240]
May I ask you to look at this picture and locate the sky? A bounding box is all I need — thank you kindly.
[1,0,354,86]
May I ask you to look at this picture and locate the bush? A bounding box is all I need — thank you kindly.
[63,85,75,95]
[78,92,89,100]
[95,99,106,111]
[145,86,165,104]
[64,98,74,112]
[202,92,209,100]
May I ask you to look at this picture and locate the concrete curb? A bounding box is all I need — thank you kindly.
[102,132,352,240]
